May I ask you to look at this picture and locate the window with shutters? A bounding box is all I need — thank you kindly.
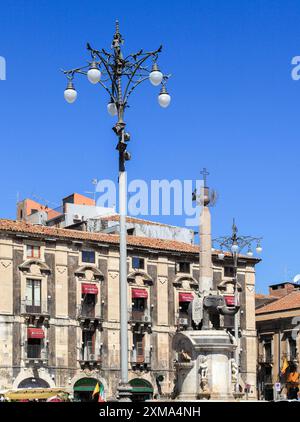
[132,257,145,270]
[26,245,41,259]
[133,334,145,363]
[25,279,41,313]
[27,338,42,359]
[82,250,96,264]
[176,262,190,274]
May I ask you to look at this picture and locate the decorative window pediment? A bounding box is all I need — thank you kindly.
[75,265,104,281]
[19,259,51,275]
[127,270,153,286]
[218,279,242,292]
[173,275,198,289]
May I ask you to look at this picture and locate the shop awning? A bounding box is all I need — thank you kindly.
[4,388,66,400]
[129,378,153,393]
[74,378,99,392]
[132,288,148,299]
[179,292,194,302]
[27,328,45,339]
[81,283,98,295]
[224,295,235,306]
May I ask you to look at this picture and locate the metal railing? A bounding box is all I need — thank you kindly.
[21,300,49,315]
[26,345,48,361]
[258,354,273,364]
[79,346,101,363]
[130,349,151,365]
[76,304,102,320]
[262,375,273,384]
[128,309,151,324]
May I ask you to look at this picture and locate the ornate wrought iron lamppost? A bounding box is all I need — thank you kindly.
[213,220,262,394]
[62,20,171,400]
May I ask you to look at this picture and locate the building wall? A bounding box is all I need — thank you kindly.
[256,311,300,400]
[0,231,258,399]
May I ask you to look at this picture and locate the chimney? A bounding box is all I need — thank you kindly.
[269,282,300,298]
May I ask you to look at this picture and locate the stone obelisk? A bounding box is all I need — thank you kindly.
[198,168,213,296]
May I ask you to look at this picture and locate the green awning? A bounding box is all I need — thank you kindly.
[74,385,96,392]
[129,378,153,394]
[131,387,153,393]
[74,378,98,392]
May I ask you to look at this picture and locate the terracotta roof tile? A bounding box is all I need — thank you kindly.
[256,290,300,314]
[99,215,184,228]
[0,219,197,254]
[255,293,278,299]
[0,219,259,259]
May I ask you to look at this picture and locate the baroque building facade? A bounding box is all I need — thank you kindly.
[256,282,300,401]
[0,218,259,400]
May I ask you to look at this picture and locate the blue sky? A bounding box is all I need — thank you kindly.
[1,0,300,293]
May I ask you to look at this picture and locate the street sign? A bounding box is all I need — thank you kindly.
[275,383,281,392]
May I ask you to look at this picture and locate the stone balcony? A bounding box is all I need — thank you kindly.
[128,310,152,333]
[76,305,103,330]
[130,349,151,371]
[21,300,50,325]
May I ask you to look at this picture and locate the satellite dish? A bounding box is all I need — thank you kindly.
[293,274,300,284]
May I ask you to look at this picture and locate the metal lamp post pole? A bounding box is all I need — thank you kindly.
[213,220,262,397]
[232,249,240,394]
[62,21,170,400]
[231,222,240,395]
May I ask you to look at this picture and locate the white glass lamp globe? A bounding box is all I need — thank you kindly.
[218,252,225,260]
[107,101,118,117]
[87,64,101,84]
[158,86,171,108]
[149,63,163,86]
[256,245,263,254]
[64,82,77,104]
[231,243,239,254]
[247,249,253,257]
[150,70,163,86]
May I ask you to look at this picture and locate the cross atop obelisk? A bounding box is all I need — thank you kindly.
[200,167,210,188]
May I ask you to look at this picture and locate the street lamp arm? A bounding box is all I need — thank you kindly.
[122,50,161,101]
[124,76,151,102]
[62,67,114,99]
[62,66,89,79]
[124,44,162,63]
[93,50,119,95]
[213,235,263,254]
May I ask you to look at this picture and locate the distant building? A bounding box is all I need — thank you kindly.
[17,194,193,244]
[256,282,300,400]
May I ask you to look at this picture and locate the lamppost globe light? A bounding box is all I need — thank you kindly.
[149,63,163,86]
[247,249,253,257]
[231,243,239,254]
[256,244,263,253]
[218,251,225,260]
[107,101,118,117]
[87,63,101,84]
[64,82,77,104]
[158,86,171,108]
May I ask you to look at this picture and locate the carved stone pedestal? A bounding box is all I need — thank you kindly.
[173,330,236,401]
[117,383,132,401]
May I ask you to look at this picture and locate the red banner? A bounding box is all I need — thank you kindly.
[132,288,148,298]
[179,292,194,302]
[82,283,98,295]
[27,328,45,339]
